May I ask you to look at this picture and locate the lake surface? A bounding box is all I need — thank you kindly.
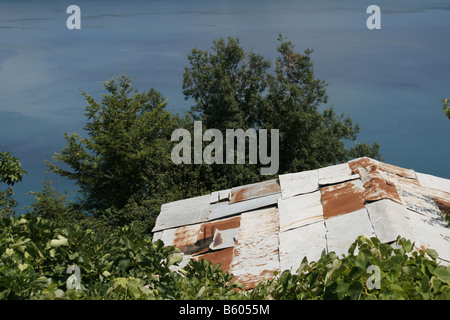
[1,0,449,211]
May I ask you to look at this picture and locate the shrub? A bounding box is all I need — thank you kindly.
[1,213,448,300]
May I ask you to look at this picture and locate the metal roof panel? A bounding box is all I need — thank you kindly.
[325,208,375,257]
[208,193,279,221]
[279,169,319,199]
[279,222,327,271]
[209,227,240,251]
[152,157,450,287]
[152,224,201,252]
[321,179,365,219]
[235,207,279,241]
[230,207,280,289]
[363,176,402,204]
[318,162,359,186]
[397,184,443,218]
[229,179,280,204]
[193,247,235,273]
[380,162,417,180]
[152,194,211,232]
[278,190,324,232]
[416,172,450,194]
[406,210,450,263]
[365,199,415,243]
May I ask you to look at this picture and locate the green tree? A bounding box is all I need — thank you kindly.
[0,151,27,186]
[183,35,382,188]
[46,74,203,231]
[0,151,27,217]
[443,98,450,119]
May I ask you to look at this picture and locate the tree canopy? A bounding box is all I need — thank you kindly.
[0,151,27,217]
[46,74,207,231]
[183,35,382,178]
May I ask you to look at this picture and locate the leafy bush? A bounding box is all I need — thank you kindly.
[0,213,243,300]
[1,214,449,300]
[249,236,450,300]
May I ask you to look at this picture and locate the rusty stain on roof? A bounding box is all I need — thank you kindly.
[363,176,402,204]
[152,157,450,289]
[192,247,235,273]
[229,179,281,204]
[172,224,202,253]
[230,207,280,289]
[321,179,365,219]
[199,216,241,241]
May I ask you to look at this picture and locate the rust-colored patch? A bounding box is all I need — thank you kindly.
[192,247,235,273]
[198,216,241,240]
[363,176,402,204]
[348,157,379,175]
[235,269,277,290]
[230,179,281,204]
[179,216,241,256]
[321,179,365,219]
[172,224,202,253]
[349,157,417,181]
[231,240,280,290]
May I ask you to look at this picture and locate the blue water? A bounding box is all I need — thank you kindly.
[1,0,449,212]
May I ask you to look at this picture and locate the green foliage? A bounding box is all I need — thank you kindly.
[28,180,77,227]
[249,236,450,300]
[0,151,26,218]
[0,213,244,300]
[443,98,450,119]
[47,74,175,211]
[183,35,382,190]
[0,187,18,218]
[46,74,208,232]
[0,151,27,186]
[2,213,448,300]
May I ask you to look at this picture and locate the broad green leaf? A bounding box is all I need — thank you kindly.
[425,248,439,260]
[115,277,128,289]
[347,281,363,300]
[435,268,450,281]
[18,263,28,272]
[167,254,183,267]
[50,235,69,248]
[349,266,366,281]
[335,281,350,300]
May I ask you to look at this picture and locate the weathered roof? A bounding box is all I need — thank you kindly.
[152,157,450,289]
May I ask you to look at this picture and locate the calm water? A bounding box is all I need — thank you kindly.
[1,0,449,211]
